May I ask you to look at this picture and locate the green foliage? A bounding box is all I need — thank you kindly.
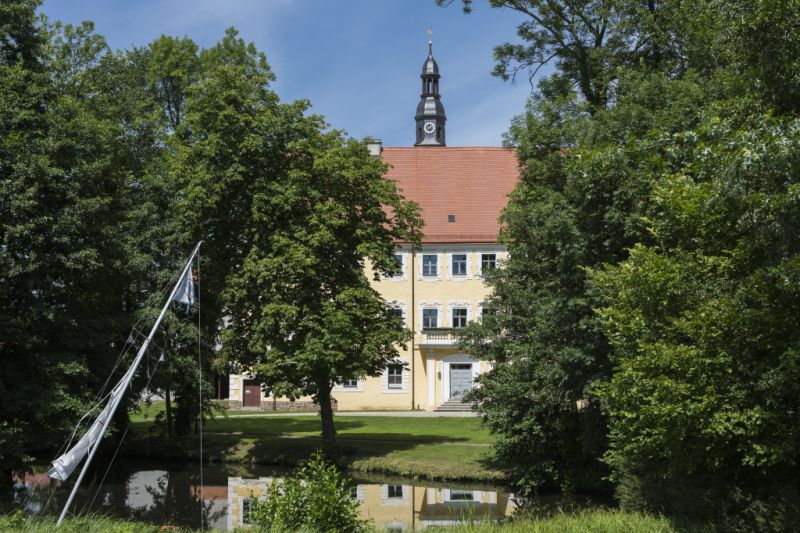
[590,116,800,528]
[0,1,136,471]
[458,2,800,527]
[438,1,696,113]
[251,451,371,533]
[460,66,717,495]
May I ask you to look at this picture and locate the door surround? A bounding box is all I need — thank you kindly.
[441,354,479,402]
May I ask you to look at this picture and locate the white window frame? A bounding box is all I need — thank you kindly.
[418,301,442,332]
[421,254,438,277]
[241,497,255,525]
[442,489,485,502]
[447,301,472,328]
[422,308,438,330]
[418,250,443,281]
[451,307,468,328]
[380,483,412,505]
[387,364,403,389]
[479,252,497,274]
[381,359,410,393]
[447,250,471,280]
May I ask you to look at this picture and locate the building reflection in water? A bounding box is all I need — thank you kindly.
[5,468,516,531]
[227,476,516,530]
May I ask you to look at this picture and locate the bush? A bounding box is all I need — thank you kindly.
[251,450,371,532]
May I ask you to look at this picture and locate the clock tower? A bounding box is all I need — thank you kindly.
[415,41,446,146]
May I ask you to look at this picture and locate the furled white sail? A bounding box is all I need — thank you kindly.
[47,387,120,481]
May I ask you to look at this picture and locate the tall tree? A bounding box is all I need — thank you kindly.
[0,3,132,473]
[451,0,737,497]
[456,0,800,525]
[591,113,800,529]
[168,29,420,446]
[220,134,419,446]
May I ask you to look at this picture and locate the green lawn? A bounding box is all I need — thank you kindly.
[126,409,500,482]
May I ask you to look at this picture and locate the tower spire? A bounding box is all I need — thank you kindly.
[415,41,446,146]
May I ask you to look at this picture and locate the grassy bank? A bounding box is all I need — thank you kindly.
[0,510,698,532]
[0,514,220,533]
[428,509,696,532]
[126,413,504,482]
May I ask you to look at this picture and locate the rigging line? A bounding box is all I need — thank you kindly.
[82,355,165,516]
[91,257,189,405]
[92,341,136,402]
[53,387,117,461]
[41,475,60,516]
[45,358,134,518]
[78,258,188,420]
[197,249,204,532]
[58,329,145,454]
[79,425,130,516]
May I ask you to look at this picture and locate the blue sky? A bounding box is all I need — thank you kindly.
[40,0,541,147]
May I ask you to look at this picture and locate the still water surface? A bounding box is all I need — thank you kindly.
[4,460,595,530]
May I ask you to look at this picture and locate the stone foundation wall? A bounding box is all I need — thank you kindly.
[226,399,337,412]
[260,400,338,412]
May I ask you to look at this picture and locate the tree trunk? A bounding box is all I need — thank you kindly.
[165,387,173,438]
[317,385,336,447]
[0,467,12,494]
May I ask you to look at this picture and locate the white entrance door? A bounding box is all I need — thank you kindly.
[449,363,473,400]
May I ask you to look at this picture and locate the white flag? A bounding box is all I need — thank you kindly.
[173,268,195,307]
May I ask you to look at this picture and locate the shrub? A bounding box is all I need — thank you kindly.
[251,450,371,532]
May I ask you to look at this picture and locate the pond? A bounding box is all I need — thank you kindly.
[3,460,597,530]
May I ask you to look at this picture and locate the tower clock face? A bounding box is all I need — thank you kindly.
[424,121,435,134]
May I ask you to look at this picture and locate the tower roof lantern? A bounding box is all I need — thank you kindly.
[422,41,440,77]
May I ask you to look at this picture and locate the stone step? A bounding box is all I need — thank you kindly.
[434,401,473,412]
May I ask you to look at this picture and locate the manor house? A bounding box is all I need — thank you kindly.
[227,43,519,412]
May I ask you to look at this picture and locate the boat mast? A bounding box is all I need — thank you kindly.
[56,241,203,527]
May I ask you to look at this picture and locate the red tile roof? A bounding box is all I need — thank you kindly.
[382,146,520,244]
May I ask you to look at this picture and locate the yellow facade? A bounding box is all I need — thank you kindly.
[228,245,505,411]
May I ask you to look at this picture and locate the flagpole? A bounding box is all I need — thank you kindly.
[56,241,202,527]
